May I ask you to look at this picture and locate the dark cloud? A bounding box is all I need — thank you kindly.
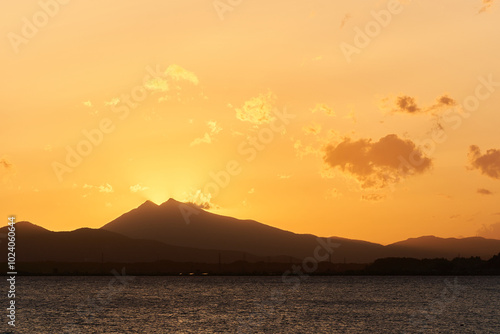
[0,157,15,184]
[392,94,456,114]
[436,95,456,106]
[477,188,493,195]
[361,194,385,201]
[468,145,500,179]
[0,158,13,170]
[323,134,432,189]
[395,96,420,113]
[339,13,351,29]
[479,0,495,13]
[477,222,500,240]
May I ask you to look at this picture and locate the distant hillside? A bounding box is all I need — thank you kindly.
[0,221,290,264]
[384,236,500,259]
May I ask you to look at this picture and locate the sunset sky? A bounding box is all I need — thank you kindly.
[1,0,500,244]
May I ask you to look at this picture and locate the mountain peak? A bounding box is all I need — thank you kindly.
[1,221,50,233]
[160,198,182,206]
[137,200,159,209]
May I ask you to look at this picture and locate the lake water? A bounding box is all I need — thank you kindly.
[5,275,500,333]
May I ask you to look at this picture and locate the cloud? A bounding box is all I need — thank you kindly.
[311,103,335,116]
[184,190,214,209]
[323,134,432,188]
[0,157,15,184]
[165,64,199,85]
[340,13,351,29]
[248,188,255,194]
[477,222,500,239]
[105,98,120,106]
[391,94,457,114]
[361,194,385,201]
[0,160,15,183]
[143,64,199,101]
[130,184,149,193]
[190,133,212,146]
[303,123,322,135]
[190,121,222,146]
[0,157,13,170]
[294,139,321,158]
[82,101,92,107]
[478,0,495,13]
[278,174,292,179]
[344,110,357,123]
[144,77,169,92]
[207,121,222,135]
[83,183,114,193]
[468,145,500,179]
[427,94,457,112]
[477,188,493,195]
[235,92,277,125]
[395,96,420,113]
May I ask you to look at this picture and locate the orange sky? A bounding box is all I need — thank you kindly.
[1,0,500,244]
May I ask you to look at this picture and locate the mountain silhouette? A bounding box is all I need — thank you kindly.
[3,200,500,266]
[0,221,289,264]
[101,199,500,262]
[384,236,500,259]
[101,199,387,262]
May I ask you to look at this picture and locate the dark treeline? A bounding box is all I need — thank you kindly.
[364,253,500,275]
[1,253,499,276]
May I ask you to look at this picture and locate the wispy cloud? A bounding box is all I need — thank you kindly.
[388,94,457,114]
[104,98,120,106]
[144,77,169,92]
[0,157,13,170]
[144,64,199,100]
[82,100,92,107]
[130,184,149,193]
[83,183,114,193]
[303,123,322,135]
[190,120,222,146]
[339,13,351,29]
[361,194,386,201]
[477,222,500,239]
[0,156,15,184]
[477,188,493,195]
[478,0,496,13]
[311,103,335,116]
[235,92,276,125]
[184,190,214,209]
[165,64,199,85]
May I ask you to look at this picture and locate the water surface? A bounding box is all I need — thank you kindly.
[5,276,500,333]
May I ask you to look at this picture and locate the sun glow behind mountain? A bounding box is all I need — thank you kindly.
[1,0,500,244]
